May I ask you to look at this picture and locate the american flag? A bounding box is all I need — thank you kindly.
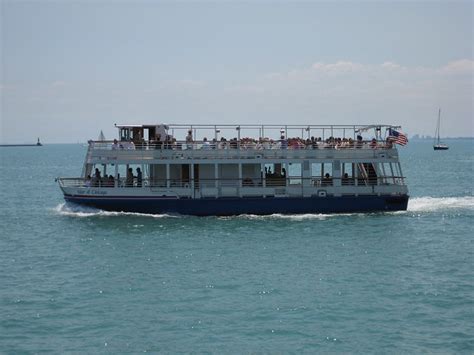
[388,128,408,146]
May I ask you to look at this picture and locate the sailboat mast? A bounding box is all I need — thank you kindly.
[433,108,449,150]
[437,108,441,143]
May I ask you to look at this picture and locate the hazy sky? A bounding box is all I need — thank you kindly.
[1,0,473,143]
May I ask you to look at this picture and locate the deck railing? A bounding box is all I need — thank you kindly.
[89,139,395,152]
[58,176,406,189]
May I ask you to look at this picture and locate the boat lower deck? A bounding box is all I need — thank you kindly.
[63,194,409,216]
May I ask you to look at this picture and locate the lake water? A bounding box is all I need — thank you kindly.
[1,140,473,352]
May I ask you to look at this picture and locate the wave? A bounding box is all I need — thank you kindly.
[407,196,474,212]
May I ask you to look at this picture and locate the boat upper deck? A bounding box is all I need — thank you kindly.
[87,123,402,163]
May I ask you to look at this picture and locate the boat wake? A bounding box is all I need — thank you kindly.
[53,196,473,220]
[53,203,177,218]
[407,196,474,212]
[228,213,362,221]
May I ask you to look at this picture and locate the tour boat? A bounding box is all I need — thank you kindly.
[57,123,409,216]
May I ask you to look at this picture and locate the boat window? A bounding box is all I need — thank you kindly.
[322,163,332,179]
[342,163,353,177]
[288,163,302,185]
[341,163,354,186]
[92,164,107,177]
[120,128,130,141]
[311,163,322,179]
[113,164,148,187]
[264,163,286,187]
[310,163,333,186]
[219,164,239,187]
[242,163,261,187]
[392,163,402,184]
[379,163,393,184]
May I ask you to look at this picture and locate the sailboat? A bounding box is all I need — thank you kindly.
[433,109,449,150]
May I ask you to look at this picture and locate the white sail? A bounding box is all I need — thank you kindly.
[98,130,106,141]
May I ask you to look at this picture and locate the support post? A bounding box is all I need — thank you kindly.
[238,162,242,197]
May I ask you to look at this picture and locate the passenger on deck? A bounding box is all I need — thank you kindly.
[164,135,172,149]
[218,137,227,149]
[136,168,142,187]
[134,131,144,149]
[112,139,119,150]
[243,178,254,186]
[94,168,101,187]
[126,168,134,187]
[322,173,332,186]
[202,137,210,149]
[348,138,354,148]
[280,135,287,149]
[186,130,193,150]
[342,173,350,186]
[370,138,377,149]
[108,175,115,187]
[85,175,92,187]
[154,134,163,149]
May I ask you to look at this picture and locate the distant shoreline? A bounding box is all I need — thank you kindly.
[410,137,474,140]
[0,144,42,147]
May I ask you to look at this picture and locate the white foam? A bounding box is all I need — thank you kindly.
[407,196,474,212]
[229,212,363,221]
[53,203,176,218]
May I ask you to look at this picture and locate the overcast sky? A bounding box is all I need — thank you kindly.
[1,0,473,143]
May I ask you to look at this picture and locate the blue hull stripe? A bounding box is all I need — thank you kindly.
[64,194,409,216]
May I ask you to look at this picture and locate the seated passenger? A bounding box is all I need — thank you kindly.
[322,173,332,186]
[342,173,350,186]
[348,138,354,148]
[370,138,377,149]
[85,175,92,187]
[201,137,210,149]
[218,137,227,149]
[108,175,115,187]
[243,178,254,186]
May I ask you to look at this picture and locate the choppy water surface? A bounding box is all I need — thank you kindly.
[1,140,473,352]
